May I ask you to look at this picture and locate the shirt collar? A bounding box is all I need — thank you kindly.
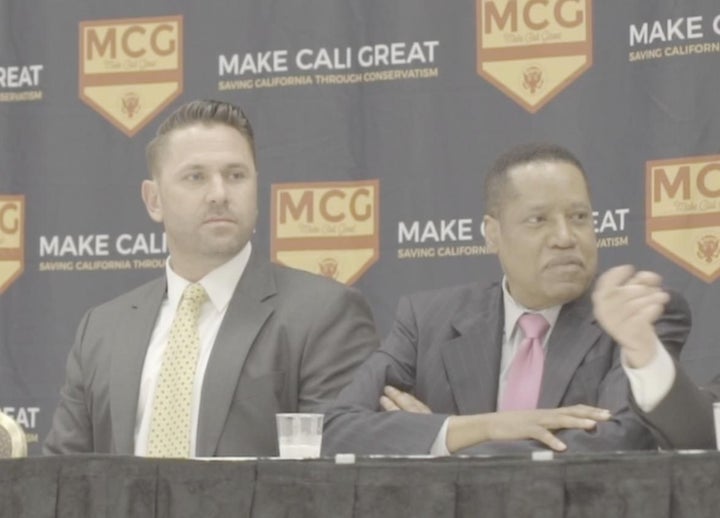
[501,276,562,341]
[165,242,252,312]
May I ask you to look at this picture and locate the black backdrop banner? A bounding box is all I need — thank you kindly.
[1,0,719,454]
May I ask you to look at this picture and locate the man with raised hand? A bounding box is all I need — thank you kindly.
[323,143,691,455]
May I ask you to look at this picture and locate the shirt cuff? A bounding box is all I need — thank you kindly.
[429,417,451,456]
[622,340,677,412]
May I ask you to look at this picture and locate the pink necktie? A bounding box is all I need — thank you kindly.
[499,313,550,411]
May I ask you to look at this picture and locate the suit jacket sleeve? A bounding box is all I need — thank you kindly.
[296,285,381,413]
[457,354,657,455]
[43,309,95,454]
[633,364,720,450]
[459,290,693,455]
[322,295,448,455]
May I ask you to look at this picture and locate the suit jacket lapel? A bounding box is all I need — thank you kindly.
[538,293,602,408]
[441,283,503,414]
[110,277,166,454]
[195,251,275,456]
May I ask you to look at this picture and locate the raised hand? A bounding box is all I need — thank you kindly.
[592,265,670,368]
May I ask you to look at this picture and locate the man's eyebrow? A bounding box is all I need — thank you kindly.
[178,163,205,171]
[568,202,592,210]
[519,201,591,213]
[223,162,251,170]
[523,203,550,212]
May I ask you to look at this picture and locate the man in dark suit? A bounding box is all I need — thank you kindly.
[323,143,691,455]
[44,99,379,457]
[593,264,718,449]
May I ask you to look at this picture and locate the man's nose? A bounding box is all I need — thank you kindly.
[549,217,576,248]
[206,174,227,203]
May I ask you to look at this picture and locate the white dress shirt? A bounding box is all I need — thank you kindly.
[134,243,251,456]
[430,278,561,455]
[621,340,676,412]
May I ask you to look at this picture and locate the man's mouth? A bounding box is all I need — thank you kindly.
[545,256,584,269]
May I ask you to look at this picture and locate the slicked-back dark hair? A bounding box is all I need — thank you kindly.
[146,99,256,177]
[483,143,588,217]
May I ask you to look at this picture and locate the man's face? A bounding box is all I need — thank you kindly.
[483,160,598,309]
[141,123,258,277]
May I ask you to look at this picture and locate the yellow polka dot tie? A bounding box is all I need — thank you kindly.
[147,283,208,457]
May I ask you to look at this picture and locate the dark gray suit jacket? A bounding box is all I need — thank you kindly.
[44,251,379,456]
[323,281,691,455]
[633,365,720,450]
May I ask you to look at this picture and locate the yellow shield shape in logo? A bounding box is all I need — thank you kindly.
[271,180,379,285]
[0,195,25,294]
[79,15,183,137]
[646,155,720,283]
[476,0,593,113]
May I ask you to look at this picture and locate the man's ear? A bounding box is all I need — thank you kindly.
[483,215,499,253]
[141,179,163,223]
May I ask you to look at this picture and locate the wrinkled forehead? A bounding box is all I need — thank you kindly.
[501,160,590,207]
[155,122,255,169]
